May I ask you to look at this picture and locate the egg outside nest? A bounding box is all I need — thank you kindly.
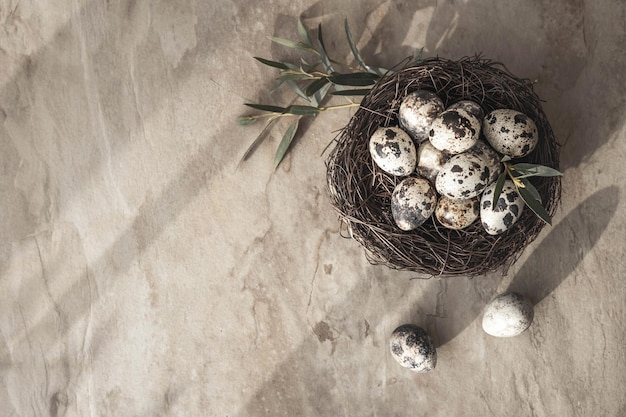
[389,325,437,373]
[482,292,534,337]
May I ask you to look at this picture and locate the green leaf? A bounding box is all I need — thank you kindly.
[518,186,552,225]
[240,118,279,164]
[345,19,376,74]
[313,82,332,106]
[275,119,300,168]
[286,80,310,101]
[330,88,371,96]
[278,72,314,81]
[492,171,507,207]
[297,19,313,48]
[501,155,512,162]
[317,24,334,73]
[305,77,329,96]
[237,115,258,126]
[285,105,320,116]
[519,178,542,203]
[269,79,286,93]
[268,36,313,51]
[254,57,289,70]
[329,72,380,86]
[512,163,563,177]
[245,103,287,113]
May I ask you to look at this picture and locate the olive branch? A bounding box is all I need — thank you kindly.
[237,18,422,168]
[492,156,563,224]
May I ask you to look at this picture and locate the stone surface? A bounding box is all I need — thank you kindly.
[0,0,625,416]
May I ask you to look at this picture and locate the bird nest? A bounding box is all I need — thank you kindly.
[326,56,561,277]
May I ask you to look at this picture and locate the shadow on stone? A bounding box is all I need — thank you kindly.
[507,186,620,305]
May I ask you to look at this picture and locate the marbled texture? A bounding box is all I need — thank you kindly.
[1,0,625,416]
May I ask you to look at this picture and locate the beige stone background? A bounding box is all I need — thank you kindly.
[1,0,625,416]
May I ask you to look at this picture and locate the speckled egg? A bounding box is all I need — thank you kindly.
[465,139,503,185]
[435,153,493,200]
[398,90,445,143]
[447,100,485,120]
[391,177,437,231]
[480,180,525,235]
[416,141,449,183]
[389,324,437,372]
[483,109,539,157]
[482,292,534,337]
[369,127,417,176]
[429,108,481,154]
[435,196,480,230]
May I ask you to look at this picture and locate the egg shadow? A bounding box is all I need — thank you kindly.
[428,185,620,348]
[507,186,620,305]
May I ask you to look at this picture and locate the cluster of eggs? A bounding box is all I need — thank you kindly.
[369,90,539,235]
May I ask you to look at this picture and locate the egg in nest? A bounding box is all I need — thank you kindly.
[369,127,417,176]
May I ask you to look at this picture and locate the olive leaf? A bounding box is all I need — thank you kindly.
[236,116,258,126]
[511,163,563,178]
[240,117,279,165]
[285,105,320,116]
[492,171,507,207]
[305,77,330,97]
[245,103,287,113]
[297,19,313,48]
[254,57,289,70]
[268,36,315,52]
[517,186,552,225]
[330,88,371,96]
[316,24,334,73]
[275,118,300,168]
[286,80,310,102]
[519,177,542,203]
[344,19,382,75]
[329,72,379,86]
[313,81,332,106]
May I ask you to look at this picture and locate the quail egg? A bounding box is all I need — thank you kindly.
[435,153,493,200]
[429,108,481,154]
[389,324,437,372]
[480,180,525,235]
[416,141,449,183]
[447,100,485,120]
[391,177,437,231]
[482,292,534,337]
[435,196,480,230]
[369,127,417,176]
[465,139,503,185]
[483,109,539,157]
[398,90,445,143]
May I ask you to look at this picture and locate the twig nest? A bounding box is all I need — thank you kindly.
[369,127,417,176]
[326,56,561,276]
[482,292,534,337]
[483,109,539,157]
[398,90,445,143]
[390,325,437,372]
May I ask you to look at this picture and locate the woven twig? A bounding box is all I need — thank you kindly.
[326,56,561,277]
